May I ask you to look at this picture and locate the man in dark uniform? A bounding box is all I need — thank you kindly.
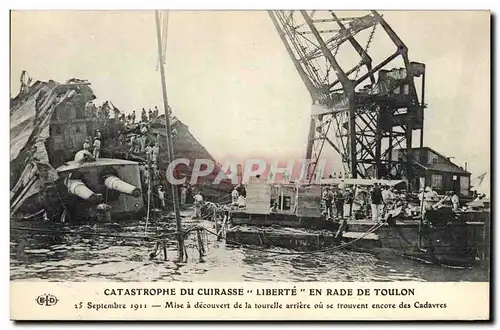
[323,187,334,218]
[236,184,247,198]
[334,188,345,219]
[370,182,384,222]
[344,188,354,218]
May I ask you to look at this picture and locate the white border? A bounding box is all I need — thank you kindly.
[2,0,498,329]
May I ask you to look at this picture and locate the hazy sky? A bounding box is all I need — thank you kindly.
[10,10,490,177]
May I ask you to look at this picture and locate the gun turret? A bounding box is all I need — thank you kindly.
[103,175,141,198]
[67,179,100,203]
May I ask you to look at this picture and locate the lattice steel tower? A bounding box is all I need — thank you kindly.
[268,10,426,188]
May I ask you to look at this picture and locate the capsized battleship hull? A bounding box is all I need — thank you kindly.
[10,77,231,222]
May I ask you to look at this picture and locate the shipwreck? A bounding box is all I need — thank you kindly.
[10,73,230,224]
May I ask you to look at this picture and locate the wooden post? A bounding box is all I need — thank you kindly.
[154,10,184,262]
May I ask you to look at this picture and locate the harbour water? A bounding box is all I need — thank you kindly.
[10,211,489,283]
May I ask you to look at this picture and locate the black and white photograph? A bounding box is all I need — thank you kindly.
[8,8,491,321]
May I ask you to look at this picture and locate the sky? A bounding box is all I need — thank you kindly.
[10,10,491,177]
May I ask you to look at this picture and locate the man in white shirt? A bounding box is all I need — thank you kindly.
[93,137,101,159]
[157,186,165,209]
[152,142,160,164]
[145,143,153,161]
[193,192,204,218]
[451,192,460,211]
[83,138,91,151]
[381,186,394,215]
[231,187,239,205]
[140,124,148,152]
[237,195,246,209]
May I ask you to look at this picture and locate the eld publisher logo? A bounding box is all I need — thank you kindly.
[35,294,58,307]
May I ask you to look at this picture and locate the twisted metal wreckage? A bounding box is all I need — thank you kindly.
[10,74,230,221]
[10,78,96,217]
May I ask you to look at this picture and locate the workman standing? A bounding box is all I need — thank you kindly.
[83,138,91,151]
[134,135,142,153]
[451,191,460,211]
[344,188,354,218]
[157,186,166,209]
[145,143,153,161]
[180,185,188,205]
[141,123,148,135]
[204,201,218,221]
[420,186,437,214]
[231,187,239,205]
[151,163,159,181]
[186,184,193,204]
[334,188,344,219]
[129,135,136,152]
[152,142,160,164]
[131,110,136,124]
[193,192,204,218]
[322,187,334,217]
[140,124,148,152]
[381,185,394,216]
[370,182,383,222]
[102,106,110,120]
[93,137,101,159]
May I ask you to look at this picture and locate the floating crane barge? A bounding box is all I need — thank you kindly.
[226,178,489,266]
[226,10,490,267]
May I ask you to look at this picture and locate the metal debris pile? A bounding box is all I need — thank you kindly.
[10,78,96,216]
[10,74,232,219]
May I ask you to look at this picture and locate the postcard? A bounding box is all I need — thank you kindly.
[9,9,491,321]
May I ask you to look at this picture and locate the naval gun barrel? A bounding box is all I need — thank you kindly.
[67,179,99,203]
[103,175,141,198]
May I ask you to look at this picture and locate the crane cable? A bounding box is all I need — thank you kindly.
[353,21,378,81]
[162,11,169,63]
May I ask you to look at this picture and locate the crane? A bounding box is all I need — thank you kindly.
[268,10,426,189]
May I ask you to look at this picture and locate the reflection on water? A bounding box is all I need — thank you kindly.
[10,213,489,282]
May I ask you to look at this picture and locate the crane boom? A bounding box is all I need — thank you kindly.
[268,10,426,189]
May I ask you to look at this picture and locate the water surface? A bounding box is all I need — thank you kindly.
[10,211,489,282]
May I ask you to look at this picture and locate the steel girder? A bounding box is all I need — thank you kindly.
[268,10,425,186]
